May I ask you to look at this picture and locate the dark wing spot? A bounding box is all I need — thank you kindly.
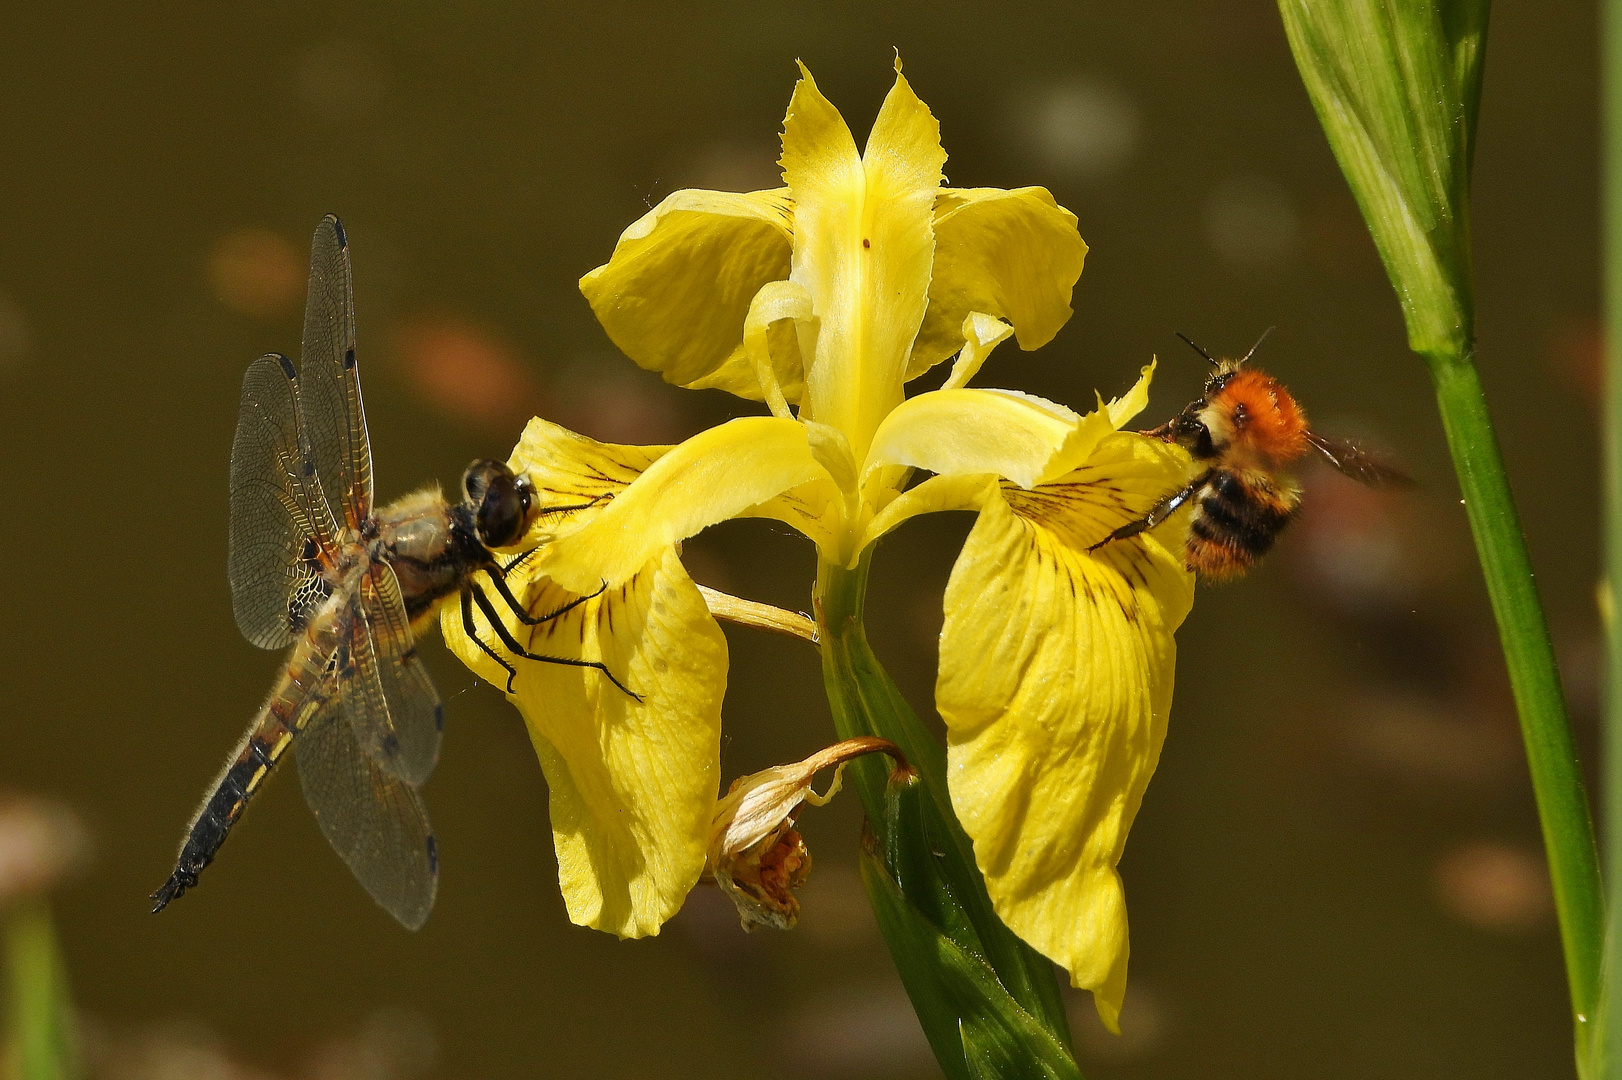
[381,733,401,756]
[344,347,357,370]
[276,354,298,380]
[425,834,439,873]
[433,703,445,732]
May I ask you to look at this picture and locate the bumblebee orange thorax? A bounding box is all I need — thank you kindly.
[1200,368,1310,466]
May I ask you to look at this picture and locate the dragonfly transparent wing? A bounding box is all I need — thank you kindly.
[228,354,341,650]
[296,215,374,533]
[340,560,444,785]
[296,690,438,931]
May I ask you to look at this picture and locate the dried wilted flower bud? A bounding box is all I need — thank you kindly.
[706,736,902,931]
[0,794,90,904]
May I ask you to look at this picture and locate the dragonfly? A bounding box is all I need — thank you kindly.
[152,215,634,929]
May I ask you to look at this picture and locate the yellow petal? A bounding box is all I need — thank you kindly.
[858,472,997,552]
[579,188,800,402]
[909,187,1089,380]
[738,475,846,554]
[540,415,832,592]
[443,547,724,938]
[784,62,944,454]
[941,312,1014,391]
[505,417,672,544]
[864,386,1081,489]
[936,432,1194,1031]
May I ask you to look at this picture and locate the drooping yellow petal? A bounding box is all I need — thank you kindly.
[579,188,800,402]
[784,62,944,455]
[909,187,1089,379]
[444,547,725,938]
[540,415,834,593]
[936,432,1194,1032]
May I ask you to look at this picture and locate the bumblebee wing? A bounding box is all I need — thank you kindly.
[1305,432,1415,488]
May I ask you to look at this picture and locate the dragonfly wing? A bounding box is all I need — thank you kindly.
[228,353,340,649]
[296,215,374,532]
[296,694,438,931]
[340,562,444,785]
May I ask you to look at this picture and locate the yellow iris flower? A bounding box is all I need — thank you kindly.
[442,60,1194,1030]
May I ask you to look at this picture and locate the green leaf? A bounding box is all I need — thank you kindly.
[1277,0,1487,358]
[858,827,1082,1080]
[5,901,78,1080]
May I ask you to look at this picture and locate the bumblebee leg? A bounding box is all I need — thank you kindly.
[470,583,642,702]
[461,587,522,694]
[1089,473,1209,551]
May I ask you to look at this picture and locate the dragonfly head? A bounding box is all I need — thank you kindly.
[463,459,534,549]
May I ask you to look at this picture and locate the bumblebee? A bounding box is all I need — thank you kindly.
[1095,330,1411,579]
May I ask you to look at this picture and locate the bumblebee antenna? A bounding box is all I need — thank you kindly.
[1240,326,1277,365]
[1174,332,1218,366]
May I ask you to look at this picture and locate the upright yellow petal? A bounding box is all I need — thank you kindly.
[909,187,1089,379]
[540,415,835,593]
[580,188,798,402]
[444,547,725,938]
[936,432,1194,1032]
[784,63,944,455]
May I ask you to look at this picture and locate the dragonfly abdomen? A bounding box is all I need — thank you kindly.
[150,641,335,913]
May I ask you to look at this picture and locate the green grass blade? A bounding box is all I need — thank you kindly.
[1280,1,1603,1071]
[4,900,78,1080]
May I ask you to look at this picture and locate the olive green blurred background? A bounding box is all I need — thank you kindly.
[0,2,1600,1077]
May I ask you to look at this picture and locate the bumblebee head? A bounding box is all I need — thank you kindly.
[462,459,534,549]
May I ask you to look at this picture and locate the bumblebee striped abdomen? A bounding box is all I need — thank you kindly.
[1185,468,1301,580]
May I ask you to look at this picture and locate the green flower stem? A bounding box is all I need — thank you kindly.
[815,554,1074,1053]
[1428,351,1603,1062]
[4,900,78,1080]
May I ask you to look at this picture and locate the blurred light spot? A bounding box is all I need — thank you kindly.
[677,140,782,192]
[306,1008,438,1080]
[87,1020,267,1080]
[1203,175,1300,268]
[1016,78,1141,179]
[790,983,934,1074]
[1434,840,1553,933]
[1069,981,1168,1062]
[293,39,388,123]
[388,314,546,433]
[0,793,89,902]
[1547,314,1602,405]
[1343,691,1516,790]
[208,228,304,319]
[0,290,30,373]
[553,361,688,445]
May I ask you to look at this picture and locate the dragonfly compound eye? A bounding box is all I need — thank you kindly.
[464,459,528,548]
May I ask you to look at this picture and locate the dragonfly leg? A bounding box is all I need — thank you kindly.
[484,567,607,627]
[461,587,521,694]
[470,583,642,702]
